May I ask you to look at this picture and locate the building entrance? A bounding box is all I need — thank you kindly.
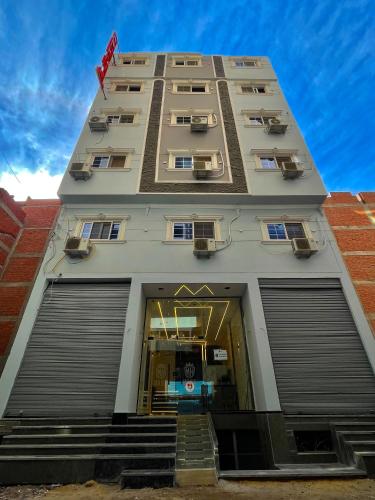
[137,297,253,414]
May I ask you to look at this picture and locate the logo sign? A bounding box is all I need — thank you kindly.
[184,362,195,380]
[96,32,118,92]
[185,381,195,393]
[213,349,228,361]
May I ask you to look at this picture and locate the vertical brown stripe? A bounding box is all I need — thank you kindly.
[213,56,225,77]
[217,81,246,187]
[140,80,164,191]
[154,55,165,77]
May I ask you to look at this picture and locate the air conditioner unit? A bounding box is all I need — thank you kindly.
[193,238,216,258]
[281,161,303,179]
[69,163,92,180]
[193,161,212,179]
[89,115,109,132]
[191,116,208,132]
[266,117,288,134]
[291,238,318,258]
[64,237,92,258]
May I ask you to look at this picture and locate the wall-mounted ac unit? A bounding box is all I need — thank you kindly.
[266,117,288,134]
[281,161,303,179]
[191,116,208,132]
[64,237,92,258]
[69,163,92,181]
[89,115,109,132]
[193,161,212,179]
[291,238,318,258]
[193,238,216,257]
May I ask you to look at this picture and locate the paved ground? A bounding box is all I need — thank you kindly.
[0,479,375,500]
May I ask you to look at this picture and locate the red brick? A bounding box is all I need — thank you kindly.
[15,229,50,253]
[0,248,7,266]
[0,321,16,355]
[370,319,375,337]
[0,286,28,316]
[359,192,375,204]
[23,206,59,228]
[344,255,375,280]
[2,257,40,282]
[334,230,375,251]
[0,233,15,249]
[0,188,25,223]
[355,284,375,314]
[22,198,60,207]
[324,192,357,205]
[324,207,371,227]
[0,208,21,237]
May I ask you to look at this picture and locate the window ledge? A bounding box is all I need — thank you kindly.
[90,240,127,244]
[90,168,132,172]
[163,239,225,245]
[254,168,280,172]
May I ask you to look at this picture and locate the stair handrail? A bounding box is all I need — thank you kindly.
[207,412,220,471]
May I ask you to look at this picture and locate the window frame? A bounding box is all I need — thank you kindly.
[244,112,280,127]
[121,58,147,65]
[77,217,128,242]
[241,84,267,95]
[168,151,219,170]
[172,81,209,94]
[256,153,296,170]
[172,57,202,67]
[89,153,130,170]
[106,114,135,125]
[111,81,144,93]
[170,110,215,126]
[165,217,222,243]
[260,220,312,243]
[233,58,259,68]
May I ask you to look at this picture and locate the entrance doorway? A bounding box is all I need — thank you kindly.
[138,297,253,414]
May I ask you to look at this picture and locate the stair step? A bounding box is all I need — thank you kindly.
[3,417,111,426]
[220,466,366,480]
[120,469,174,489]
[0,443,176,456]
[3,432,177,445]
[10,424,176,435]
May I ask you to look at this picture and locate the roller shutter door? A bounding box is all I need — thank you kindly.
[6,282,130,417]
[259,278,375,414]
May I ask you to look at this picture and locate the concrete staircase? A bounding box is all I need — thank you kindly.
[332,420,375,478]
[175,414,218,486]
[0,416,177,487]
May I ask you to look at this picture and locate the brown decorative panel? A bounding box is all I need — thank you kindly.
[213,56,225,77]
[154,55,165,77]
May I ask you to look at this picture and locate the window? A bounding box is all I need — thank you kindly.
[91,155,127,169]
[173,155,213,169]
[241,85,266,94]
[172,221,215,240]
[81,221,121,240]
[248,115,276,126]
[266,222,306,240]
[174,59,200,66]
[235,60,257,67]
[175,84,207,93]
[122,59,146,65]
[175,157,193,169]
[107,114,134,124]
[259,155,292,169]
[176,116,192,124]
[115,84,141,92]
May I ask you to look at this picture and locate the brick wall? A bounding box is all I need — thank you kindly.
[324,192,375,336]
[0,189,60,370]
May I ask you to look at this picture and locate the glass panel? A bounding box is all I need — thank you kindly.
[285,223,305,239]
[176,116,191,124]
[109,222,120,240]
[110,156,126,168]
[120,114,134,123]
[134,59,145,65]
[129,85,141,92]
[177,85,191,92]
[116,85,128,91]
[81,222,92,239]
[175,157,193,169]
[173,222,193,240]
[92,156,109,168]
[90,222,102,239]
[107,115,120,124]
[100,222,111,239]
[192,86,206,92]
[276,156,292,168]
[249,116,263,125]
[194,221,215,239]
[260,157,276,169]
[255,86,266,93]
[138,298,253,414]
[186,60,198,66]
[175,60,185,65]
[267,223,287,240]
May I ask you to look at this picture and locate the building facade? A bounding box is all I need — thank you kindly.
[0,53,374,478]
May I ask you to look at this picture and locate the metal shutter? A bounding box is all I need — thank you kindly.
[259,278,375,414]
[6,282,130,417]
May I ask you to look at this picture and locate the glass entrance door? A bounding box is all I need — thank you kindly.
[138,297,253,414]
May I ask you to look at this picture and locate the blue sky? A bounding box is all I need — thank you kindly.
[0,0,374,198]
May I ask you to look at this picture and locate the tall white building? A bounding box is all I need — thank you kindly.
[0,52,374,485]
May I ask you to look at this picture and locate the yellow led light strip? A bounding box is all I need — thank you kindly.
[174,284,215,296]
[174,305,213,339]
[157,300,168,338]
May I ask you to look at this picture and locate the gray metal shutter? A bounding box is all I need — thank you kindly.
[259,278,375,414]
[6,282,130,417]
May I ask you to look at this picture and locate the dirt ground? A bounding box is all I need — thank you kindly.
[1,479,375,500]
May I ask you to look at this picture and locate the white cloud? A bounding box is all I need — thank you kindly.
[0,168,62,201]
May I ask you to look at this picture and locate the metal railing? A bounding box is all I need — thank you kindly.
[207,412,220,471]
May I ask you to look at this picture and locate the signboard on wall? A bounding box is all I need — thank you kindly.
[213,349,228,361]
[96,32,118,95]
